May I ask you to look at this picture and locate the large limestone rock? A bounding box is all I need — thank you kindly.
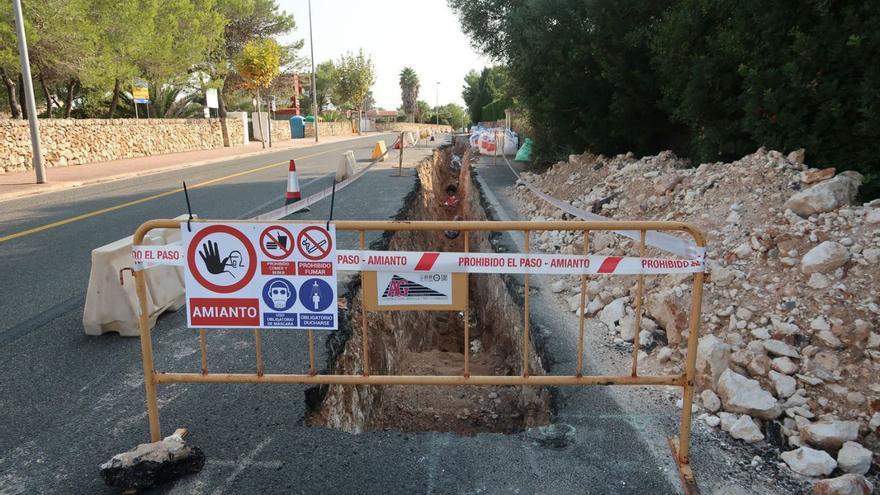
[696,335,730,390]
[701,389,721,413]
[799,420,859,451]
[717,369,781,419]
[598,297,626,330]
[769,370,797,398]
[836,441,872,475]
[813,474,873,495]
[781,446,837,477]
[645,288,689,345]
[729,415,764,443]
[100,432,204,490]
[801,241,850,274]
[784,171,862,217]
[764,339,800,359]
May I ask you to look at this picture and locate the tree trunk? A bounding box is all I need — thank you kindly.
[18,73,27,119]
[255,92,266,149]
[108,78,120,118]
[0,69,22,119]
[218,80,230,147]
[63,79,76,118]
[38,72,51,118]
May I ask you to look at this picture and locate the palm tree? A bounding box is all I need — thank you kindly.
[399,67,420,123]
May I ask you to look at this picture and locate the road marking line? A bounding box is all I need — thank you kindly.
[0,149,335,244]
[212,437,273,495]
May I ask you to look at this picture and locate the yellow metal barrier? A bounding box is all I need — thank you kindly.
[132,219,706,493]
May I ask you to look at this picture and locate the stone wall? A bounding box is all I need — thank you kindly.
[304,121,354,138]
[375,122,453,134]
[269,119,292,143]
[0,118,245,173]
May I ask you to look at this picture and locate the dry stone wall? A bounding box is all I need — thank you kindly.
[0,118,245,173]
[304,121,354,138]
[375,122,453,134]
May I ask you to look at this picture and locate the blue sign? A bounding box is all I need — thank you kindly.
[299,278,333,312]
[299,313,334,328]
[262,278,296,311]
[264,312,298,327]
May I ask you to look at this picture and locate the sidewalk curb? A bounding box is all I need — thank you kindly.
[0,133,386,204]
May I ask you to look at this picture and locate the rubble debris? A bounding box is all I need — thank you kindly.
[100,430,204,490]
[812,474,873,495]
[836,441,873,475]
[513,146,879,488]
[781,446,837,477]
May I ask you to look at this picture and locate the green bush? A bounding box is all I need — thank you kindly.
[450,0,880,198]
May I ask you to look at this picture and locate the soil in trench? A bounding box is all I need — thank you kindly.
[309,144,552,435]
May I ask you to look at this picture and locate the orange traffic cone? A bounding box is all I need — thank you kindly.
[392,135,401,149]
[285,159,302,204]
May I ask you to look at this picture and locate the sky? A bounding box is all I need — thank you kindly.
[277,0,491,110]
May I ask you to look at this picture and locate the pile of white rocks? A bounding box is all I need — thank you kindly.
[516,148,878,492]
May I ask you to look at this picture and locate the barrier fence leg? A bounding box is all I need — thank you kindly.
[669,270,705,495]
[463,231,470,378]
[135,269,161,442]
[255,329,264,377]
[630,230,647,376]
[359,230,370,376]
[522,229,530,378]
[576,230,589,377]
[199,329,208,375]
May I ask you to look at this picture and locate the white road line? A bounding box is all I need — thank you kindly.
[211,436,273,495]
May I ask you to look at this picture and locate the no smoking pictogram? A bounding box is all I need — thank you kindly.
[297,226,332,261]
[187,225,257,293]
[259,225,295,260]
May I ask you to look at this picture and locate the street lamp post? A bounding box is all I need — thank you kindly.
[435,81,439,126]
[12,0,46,184]
[308,0,318,142]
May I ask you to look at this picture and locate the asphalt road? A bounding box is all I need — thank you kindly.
[0,136,679,494]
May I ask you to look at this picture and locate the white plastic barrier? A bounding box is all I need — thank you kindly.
[337,150,357,182]
[404,131,417,146]
[83,215,189,337]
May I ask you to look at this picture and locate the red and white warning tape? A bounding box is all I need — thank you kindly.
[336,250,703,275]
[132,245,703,275]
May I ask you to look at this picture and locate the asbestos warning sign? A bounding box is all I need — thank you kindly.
[183,222,337,329]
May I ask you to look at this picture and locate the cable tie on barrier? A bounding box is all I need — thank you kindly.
[182,181,194,232]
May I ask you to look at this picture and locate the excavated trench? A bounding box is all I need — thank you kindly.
[306,144,552,435]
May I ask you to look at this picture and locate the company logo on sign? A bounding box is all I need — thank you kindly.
[381,275,447,300]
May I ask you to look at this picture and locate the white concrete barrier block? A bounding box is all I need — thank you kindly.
[337,150,356,182]
[83,215,191,337]
[83,235,162,337]
[404,132,417,146]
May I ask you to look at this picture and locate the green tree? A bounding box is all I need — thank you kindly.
[415,100,432,123]
[0,1,24,118]
[335,49,375,134]
[399,66,420,122]
[461,66,509,124]
[301,60,336,113]
[236,37,282,147]
[210,0,296,144]
[652,0,880,196]
[437,103,468,129]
